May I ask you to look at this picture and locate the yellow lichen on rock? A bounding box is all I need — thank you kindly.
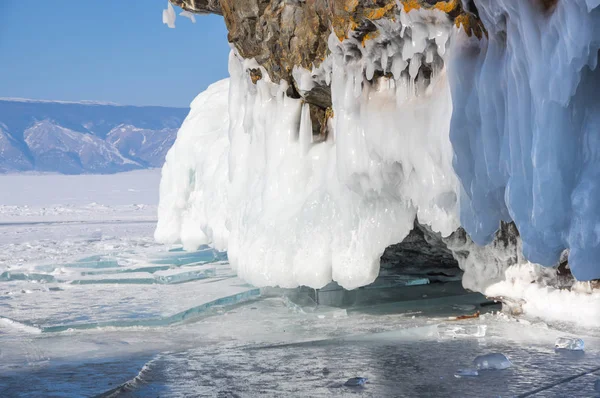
[364,3,396,20]
[433,0,459,13]
[344,0,359,13]
[400,0,422,13]
[400,0,459,14]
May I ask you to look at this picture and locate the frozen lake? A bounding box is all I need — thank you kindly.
[0,171,599,397]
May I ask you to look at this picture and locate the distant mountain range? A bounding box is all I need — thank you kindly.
[0,98,188,174]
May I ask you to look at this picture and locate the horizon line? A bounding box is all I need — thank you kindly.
[0,97,189,109]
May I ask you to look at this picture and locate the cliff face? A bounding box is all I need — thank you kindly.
[172,1,483,89]
[170,0,487,138]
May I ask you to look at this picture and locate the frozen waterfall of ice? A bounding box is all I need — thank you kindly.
[449,0,600,281]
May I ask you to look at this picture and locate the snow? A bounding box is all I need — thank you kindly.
[0,170,161,270]
[485,263,600,328]
[0,170,161,207]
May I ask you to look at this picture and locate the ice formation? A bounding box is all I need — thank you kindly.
[554,337,585,351]
[473,353,512,371]
[158,8,459,290]
[157,1,600,312]
[179,11,196,24]
[162,2,176,29]
[449,0,600,282]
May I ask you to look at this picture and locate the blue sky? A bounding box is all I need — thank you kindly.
[0,1,230,107]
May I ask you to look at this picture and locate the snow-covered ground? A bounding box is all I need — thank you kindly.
[0,170,161,267]
[1,171,600,397]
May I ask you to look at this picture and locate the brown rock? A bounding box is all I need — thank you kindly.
[170,0,485,105]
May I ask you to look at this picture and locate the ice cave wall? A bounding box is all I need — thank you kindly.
[157,0,600,294]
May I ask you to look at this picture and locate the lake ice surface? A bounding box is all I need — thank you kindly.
[1,171,599,397]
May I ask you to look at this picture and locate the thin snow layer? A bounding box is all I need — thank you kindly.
[156,9,459,289]
[486,263,600,329]
[449,0,600,280]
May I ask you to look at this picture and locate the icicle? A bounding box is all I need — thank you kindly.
[425,47,434,64]
[366,60,375,81]
[409,54,422,81]
[180,10,196,23]
[391,55,408,80]
[381,49,389,74]
[162,2,176,28]
[299,103,312,155]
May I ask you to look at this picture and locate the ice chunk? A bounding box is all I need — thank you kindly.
[554,337,584,351]
[0,272,55,283]
[473,353,512,370]
[344,377,368,387]
[179,10,196,23]
[437,324,487,339]
[162,2,176,29]
[154,268,217,284]
[454,369,478,378]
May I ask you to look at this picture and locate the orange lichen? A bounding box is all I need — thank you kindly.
[364,3,396,20]
[401,0,459,13]
[344,0,359,13]
[433,0,459,13]
[400,0,421,13]
[333,16,359,41]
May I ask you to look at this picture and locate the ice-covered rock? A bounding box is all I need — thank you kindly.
[473,353,512,370]
[554,337,585,352]
[454,369,478,378]
[344,377,368,387]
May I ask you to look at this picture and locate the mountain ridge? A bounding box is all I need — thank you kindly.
[0,98,187,174]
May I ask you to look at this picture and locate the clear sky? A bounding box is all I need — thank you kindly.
[0,1,230,107]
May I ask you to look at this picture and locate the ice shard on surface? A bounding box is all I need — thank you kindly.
[555,337,585,351]
[473,353,512,370]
